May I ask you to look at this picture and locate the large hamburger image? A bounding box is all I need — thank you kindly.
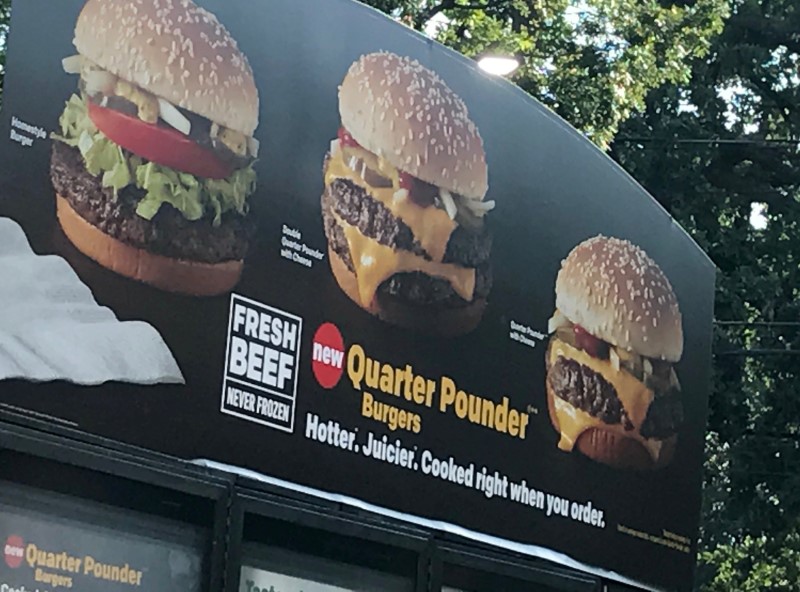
[546,236,684,470]
[50,0,260,296]
[322,52,494,337]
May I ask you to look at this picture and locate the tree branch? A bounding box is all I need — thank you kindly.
[414,0,487,30]
[745,75,796,121]
[732,15,800,54]
[414,0,455,29]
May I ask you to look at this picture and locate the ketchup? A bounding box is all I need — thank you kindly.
[338,127,360,147]
[574,325,609,359]
[339,127,436,207]
[398,171,415,191]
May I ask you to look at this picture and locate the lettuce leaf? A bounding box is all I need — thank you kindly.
[102,146,135,194]
[52,94,256,226]
[52,94,98,147]
[205,167,256,224]
[135,162,204,221]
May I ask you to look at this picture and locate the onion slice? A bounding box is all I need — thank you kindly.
[670,369,681,390]
[471,199,496,211]
[642,358,653,379]
[248,136,260,158]
[463,198,496,217]
[610,348,621,371]
[393,188,409,203]
[440,189,458,220]
[547,310,569,334]
[84,70,117,96]
[157,98,191,135]
[62,55,83,74]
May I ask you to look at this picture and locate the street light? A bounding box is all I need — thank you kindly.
[477,55,521,76]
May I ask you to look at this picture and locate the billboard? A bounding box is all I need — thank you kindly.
[0,0,714,589]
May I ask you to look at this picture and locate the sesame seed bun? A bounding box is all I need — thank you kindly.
[56,195,243,296]
[339,52,488,200]
[74,0,259,136]
[555,235,683,361]
[546,381,676,470]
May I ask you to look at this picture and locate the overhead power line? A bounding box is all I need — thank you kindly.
[616,137,799,146]
[716,349,800,357]
[715,321,800,327]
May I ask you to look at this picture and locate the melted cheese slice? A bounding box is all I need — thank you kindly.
[334,213,475,307]
[549,339,665,463]
[324,143,456,262]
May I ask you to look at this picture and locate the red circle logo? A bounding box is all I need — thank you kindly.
[312,323,345,389]
[4,535,24,568]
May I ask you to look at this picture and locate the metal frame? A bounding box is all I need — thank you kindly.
[0,409,233,592]
[430,538,601,592]
[228,480,433,592]
[0,410,635,591]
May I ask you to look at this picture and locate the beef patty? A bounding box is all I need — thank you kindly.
[323,163,492,267]
[548,356,629,426]
[641,395,684,440]
[547,348,683,438]
[50,141,251,263]
[321,178,492,307]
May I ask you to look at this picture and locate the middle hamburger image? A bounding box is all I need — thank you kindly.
[545,236,685,470]
[322,52,495,337]
[50,0,260,297]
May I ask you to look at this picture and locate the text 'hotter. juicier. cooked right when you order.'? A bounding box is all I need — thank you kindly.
[545,235,684,471]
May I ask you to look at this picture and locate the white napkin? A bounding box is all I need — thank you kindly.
[0,217,184,385]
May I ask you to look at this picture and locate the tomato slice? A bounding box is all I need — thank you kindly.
[574,325,610,359]
[338,127,360,148]
[88,102,234,179]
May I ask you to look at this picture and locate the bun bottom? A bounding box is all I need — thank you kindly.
[546,381,675,470]
[56,194,243,297]
[328,247,486,337]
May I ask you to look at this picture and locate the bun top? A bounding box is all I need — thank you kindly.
[339,52,488,200]
[74,0,259,136]
[555,235,683,361]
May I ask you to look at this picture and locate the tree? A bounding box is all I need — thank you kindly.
[611,0,800,588]
[0,0,10,107]
[699,520,800,591]
[363,0,728,146]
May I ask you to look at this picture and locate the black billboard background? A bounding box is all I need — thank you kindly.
[0,482,204,591]
[0,0,715,590]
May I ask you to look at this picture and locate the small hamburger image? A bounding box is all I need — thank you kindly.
[321,52,494,337]
[545,236,684,470]
[50,0,260,296]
